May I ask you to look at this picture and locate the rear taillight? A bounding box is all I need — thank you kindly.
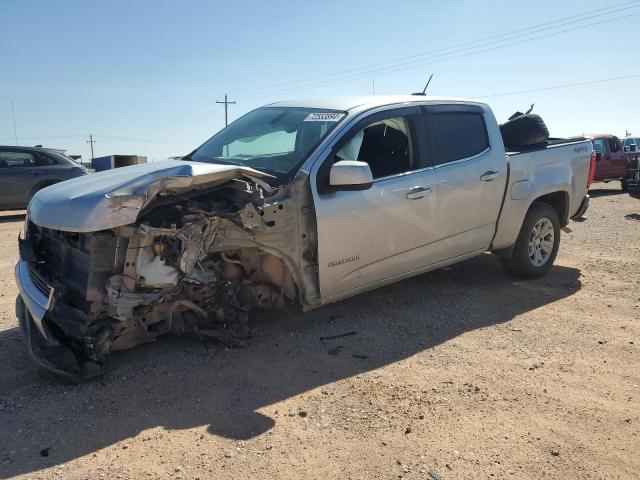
[71,166,88,175]
[587,151,596,188]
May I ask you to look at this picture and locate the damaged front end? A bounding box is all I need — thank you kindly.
[16,165,316,381]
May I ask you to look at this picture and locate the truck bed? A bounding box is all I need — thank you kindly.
[505,137,588,156]
[491,137,592,251]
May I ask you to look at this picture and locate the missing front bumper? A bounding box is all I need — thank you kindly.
[15,260,102,381]
[15,296,102,381]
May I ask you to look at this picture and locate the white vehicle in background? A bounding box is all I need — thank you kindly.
[15,95,593,381]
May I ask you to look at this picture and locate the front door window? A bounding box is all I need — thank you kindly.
[336,117,415,179]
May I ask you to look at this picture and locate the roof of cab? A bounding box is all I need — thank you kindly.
[266,95,486,112]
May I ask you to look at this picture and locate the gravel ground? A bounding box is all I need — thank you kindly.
[0,182,638,480]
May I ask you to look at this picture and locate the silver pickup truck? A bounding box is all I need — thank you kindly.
[15,95,593,380]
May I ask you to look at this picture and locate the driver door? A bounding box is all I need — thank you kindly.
[312,106,437,303]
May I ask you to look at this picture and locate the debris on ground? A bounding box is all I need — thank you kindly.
[428,467,444,480]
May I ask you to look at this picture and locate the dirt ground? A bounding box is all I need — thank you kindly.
[0,182,638,480]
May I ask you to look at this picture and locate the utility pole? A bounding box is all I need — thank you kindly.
[372,78,375,95]
[216,94,236,126]
[10,101,18,145]
[86,134,96,162]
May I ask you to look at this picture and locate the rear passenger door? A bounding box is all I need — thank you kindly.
[424,105,507,261]
[0,149,43,209]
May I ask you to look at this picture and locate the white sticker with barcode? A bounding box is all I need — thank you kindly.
[303,112,345,122]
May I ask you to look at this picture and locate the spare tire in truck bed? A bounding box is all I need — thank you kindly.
[500,114,550,150]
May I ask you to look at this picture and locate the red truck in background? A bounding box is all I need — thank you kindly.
[585,134,632,190]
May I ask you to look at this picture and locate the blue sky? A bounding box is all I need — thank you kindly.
[1,0,639,162]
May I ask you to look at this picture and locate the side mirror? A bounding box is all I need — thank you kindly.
[595,152,602,161]
[329,160,373,190]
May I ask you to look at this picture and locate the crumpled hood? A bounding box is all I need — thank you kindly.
[28,160,270,232]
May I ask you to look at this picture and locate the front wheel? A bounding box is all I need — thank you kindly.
[501,203,560,278]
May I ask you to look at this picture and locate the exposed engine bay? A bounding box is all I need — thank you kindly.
[20,175,319,380]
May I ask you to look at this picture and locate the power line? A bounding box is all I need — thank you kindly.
[230,0,640,97]
[215,94,236,126]
[238,9,640,100]
[155,112,216,136]
[0,133,191,144]
[133,1,639,136]
[477,73,640,98]
[9,3,635,144]
[137,108,218,140]
[98,134,192,145]
[3,76,638,150]
[136,102,213,137]
[153,72,640,139]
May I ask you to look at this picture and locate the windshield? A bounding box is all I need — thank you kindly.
[592,138,606,153]
[190,107,345,183]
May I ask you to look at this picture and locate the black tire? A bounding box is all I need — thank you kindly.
[500,114,550,150]
[501,203,560,279]
[621,179,629,191]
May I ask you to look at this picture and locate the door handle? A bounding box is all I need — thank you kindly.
[480,171,500,181]
[405,186,431,200]
[31,170,44,175]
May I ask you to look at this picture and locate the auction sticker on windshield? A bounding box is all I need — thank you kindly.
[304,112,345,122]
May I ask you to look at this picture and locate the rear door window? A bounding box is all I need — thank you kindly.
[430,112,489,165]
[35,153,57,166]
[0,151,37,168]
[607,138,621,153]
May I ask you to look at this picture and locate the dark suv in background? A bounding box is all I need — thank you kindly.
[622,137,640,151]
[623,138,640,199]
[0,146,88,210]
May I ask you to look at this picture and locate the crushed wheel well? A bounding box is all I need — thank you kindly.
[532,191,569,226]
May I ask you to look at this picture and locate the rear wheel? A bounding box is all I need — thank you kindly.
[501,203,560,278]
[621,179,629,191]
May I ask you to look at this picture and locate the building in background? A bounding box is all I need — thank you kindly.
[91,154,147,172]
